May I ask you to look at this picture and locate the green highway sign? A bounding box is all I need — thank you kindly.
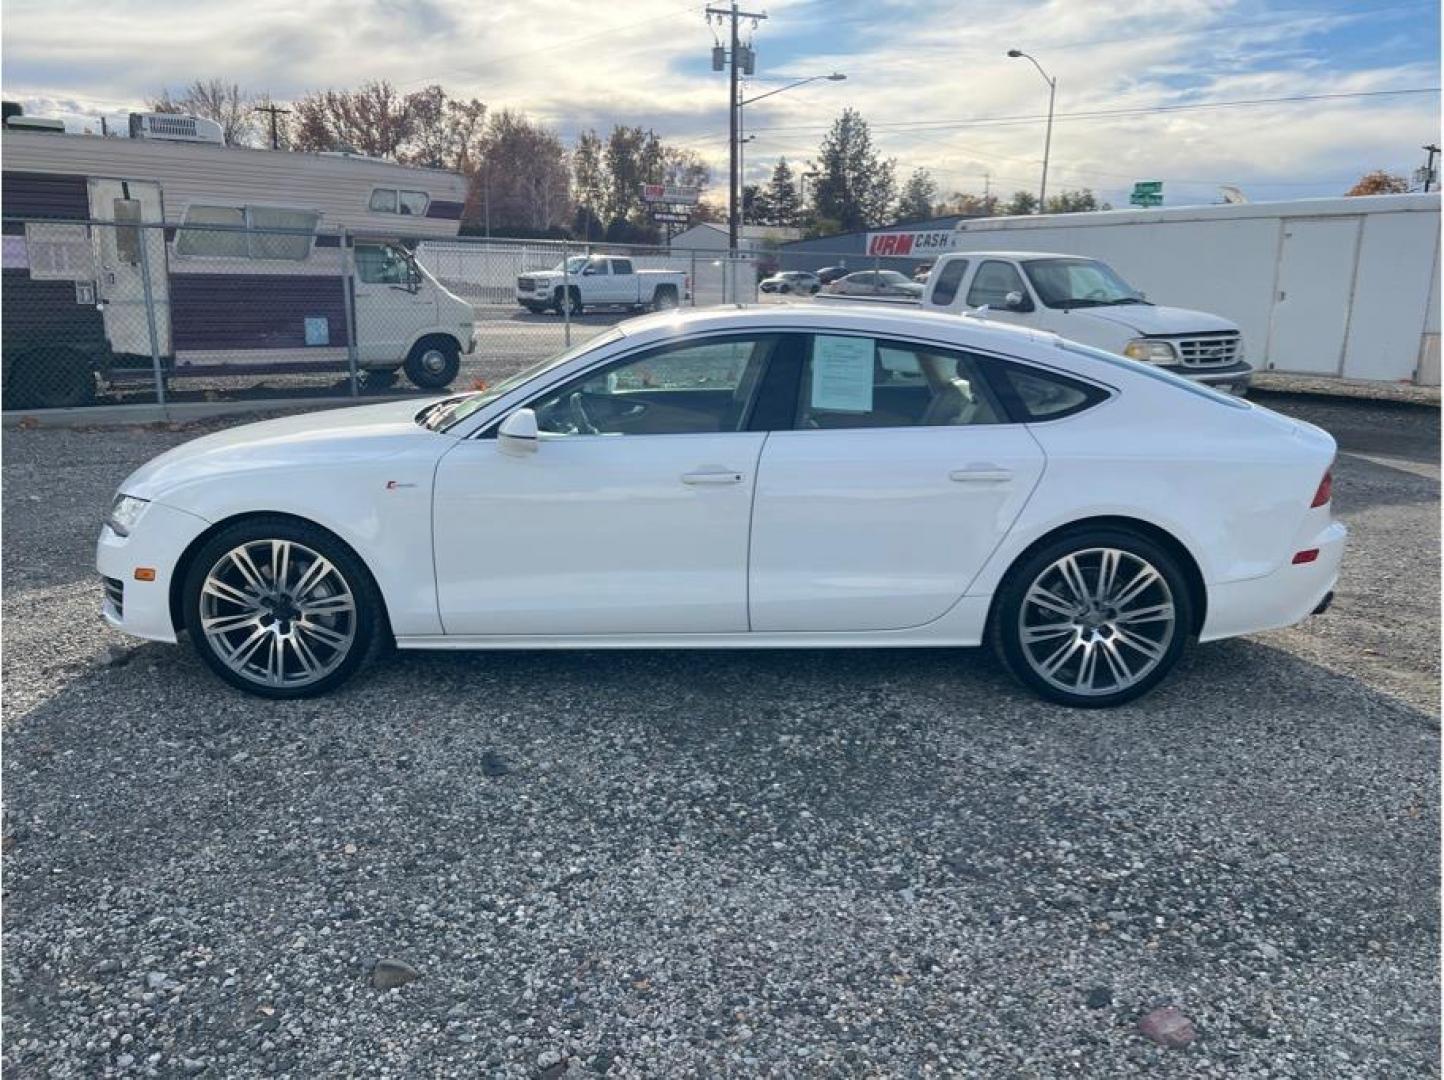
[1130,180,1163,207]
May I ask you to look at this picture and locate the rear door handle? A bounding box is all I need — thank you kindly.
[682,469,744,485]
[949,466,1013,483]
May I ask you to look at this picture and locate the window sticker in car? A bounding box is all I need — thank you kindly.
[811,335,875,413]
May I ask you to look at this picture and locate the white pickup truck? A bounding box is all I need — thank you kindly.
[920,251,1253,394]
[516,255,689,316]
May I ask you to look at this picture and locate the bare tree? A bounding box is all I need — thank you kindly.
[149,79,258,146]
[1346,170,1410,196]
[478,110,571,232]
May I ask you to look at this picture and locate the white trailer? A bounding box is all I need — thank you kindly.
[917,194,1439,386]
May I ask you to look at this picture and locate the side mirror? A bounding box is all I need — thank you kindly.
[1004,290,1030,311]
[497,408,538,455]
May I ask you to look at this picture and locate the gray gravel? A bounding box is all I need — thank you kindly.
[3,395,1438,1078]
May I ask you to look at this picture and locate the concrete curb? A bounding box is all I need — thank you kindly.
[2,394,421,429]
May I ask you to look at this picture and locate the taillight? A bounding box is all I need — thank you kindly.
[1310,468,1332,508]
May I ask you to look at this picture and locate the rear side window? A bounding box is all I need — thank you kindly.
[612,258,634,275]
[930,259,968,305]
[995,362,1109,421]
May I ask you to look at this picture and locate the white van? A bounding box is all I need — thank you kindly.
[922,251,1252,394]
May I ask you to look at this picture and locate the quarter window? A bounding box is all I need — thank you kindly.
[966,260,1027,308]
[797,335,1005,429]
[995,362,1109,420]
[929,259,968,305]
[529,335,780,436]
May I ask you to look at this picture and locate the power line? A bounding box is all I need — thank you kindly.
[745,87,1441,135]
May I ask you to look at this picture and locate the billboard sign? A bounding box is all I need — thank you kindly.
[865,230,966,257]
[641,183,701,205]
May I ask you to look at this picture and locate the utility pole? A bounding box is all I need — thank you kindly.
[254,102,291,150]
[983,171,992,215]
[707,1,766,251]
[1421,144,1440,193]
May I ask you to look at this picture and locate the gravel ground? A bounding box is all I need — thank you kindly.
[2,395,1438,1078]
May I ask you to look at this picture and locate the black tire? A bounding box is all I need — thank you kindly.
[554,286,583,317]
[403,338,460,390]
[4,347,96,410]
[778,283,791,295]
[182,516,390,699]
[359,367,400,392]
[989,527,1194,708]
[521,303,544,315]
[651,286,679,312]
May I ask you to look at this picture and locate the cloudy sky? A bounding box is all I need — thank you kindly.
[4,0,1439,208]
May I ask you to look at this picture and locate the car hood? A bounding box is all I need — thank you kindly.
[1060,303,1238,336]
[118,398,447,506]
[524,269,563,280]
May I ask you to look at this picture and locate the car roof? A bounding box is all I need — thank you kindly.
[940,250,1090,262]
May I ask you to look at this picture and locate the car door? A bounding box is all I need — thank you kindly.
[963,259,1037,327]
[610,258,639,304]
[748,333,1046,632]
[353,242,435,362]
[432,332,794,636]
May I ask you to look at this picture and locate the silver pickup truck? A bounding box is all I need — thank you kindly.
[516,255,690,316]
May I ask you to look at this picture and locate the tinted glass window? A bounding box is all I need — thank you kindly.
[612,258,634,275]
[586,259,609,276]
[997,362,1109,420]
[797,335,1005,429]
[398,190,429,216]
[966,260,1027,307]
[929,259,968,305]
[529,335,779,436]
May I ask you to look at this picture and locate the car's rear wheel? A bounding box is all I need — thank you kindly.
[182,518,388,698]
[651,286,679,311]
[991,529,1192,708]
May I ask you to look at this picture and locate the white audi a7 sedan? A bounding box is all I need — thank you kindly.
[98,305,1343,708]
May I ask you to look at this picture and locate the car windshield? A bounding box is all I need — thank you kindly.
[552,256,590,274]
[1023,258,1148,309]
[416,328,625,432]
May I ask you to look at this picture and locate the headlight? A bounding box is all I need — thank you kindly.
[106,494,150,537]
[1122,338,1177,364]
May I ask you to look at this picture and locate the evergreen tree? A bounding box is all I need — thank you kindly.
[809,109,896,232]
[896,168,938,222]
[1003,190,1039,216]
[765,157,802,226]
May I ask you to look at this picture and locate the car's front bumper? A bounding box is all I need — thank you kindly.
[1199,519,1346,641]
[1157,359,1253,393]
[96,501,213,644]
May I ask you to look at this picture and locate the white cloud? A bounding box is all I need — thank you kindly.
[3,0,1437,205]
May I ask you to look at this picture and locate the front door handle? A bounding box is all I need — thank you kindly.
[949,466,1013,483]
[682,469,743,485]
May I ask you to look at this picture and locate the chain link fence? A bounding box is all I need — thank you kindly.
[2,213,932,412]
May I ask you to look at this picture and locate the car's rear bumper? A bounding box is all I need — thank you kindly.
[1199,519,1346,641]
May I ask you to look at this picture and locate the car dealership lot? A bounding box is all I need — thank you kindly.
[2,394,1438,1076]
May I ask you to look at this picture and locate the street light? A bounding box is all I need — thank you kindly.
[1007,49,1055,213]
[737,73,845,230]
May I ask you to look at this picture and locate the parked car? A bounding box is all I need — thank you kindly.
[921,251,1252,394]
[516,255,689,315]
[828,270,925,298]
[98,305,1342,708]
[815,265,851,285]
[760,270,821,295]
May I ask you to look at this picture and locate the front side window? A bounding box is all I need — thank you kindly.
[966,260,1028,308]
[176,205,248,258]
[355,243,415,284]
[929,259,968,305]
[585,259,610,276]
[529,334,780,436]
[797,335,1005,430]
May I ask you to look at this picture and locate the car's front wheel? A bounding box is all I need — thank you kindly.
[182,518,388,698]
[991,529,1192,708]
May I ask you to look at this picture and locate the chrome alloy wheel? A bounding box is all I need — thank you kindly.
[199,539,356,688]
[1018,547,1176,698]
